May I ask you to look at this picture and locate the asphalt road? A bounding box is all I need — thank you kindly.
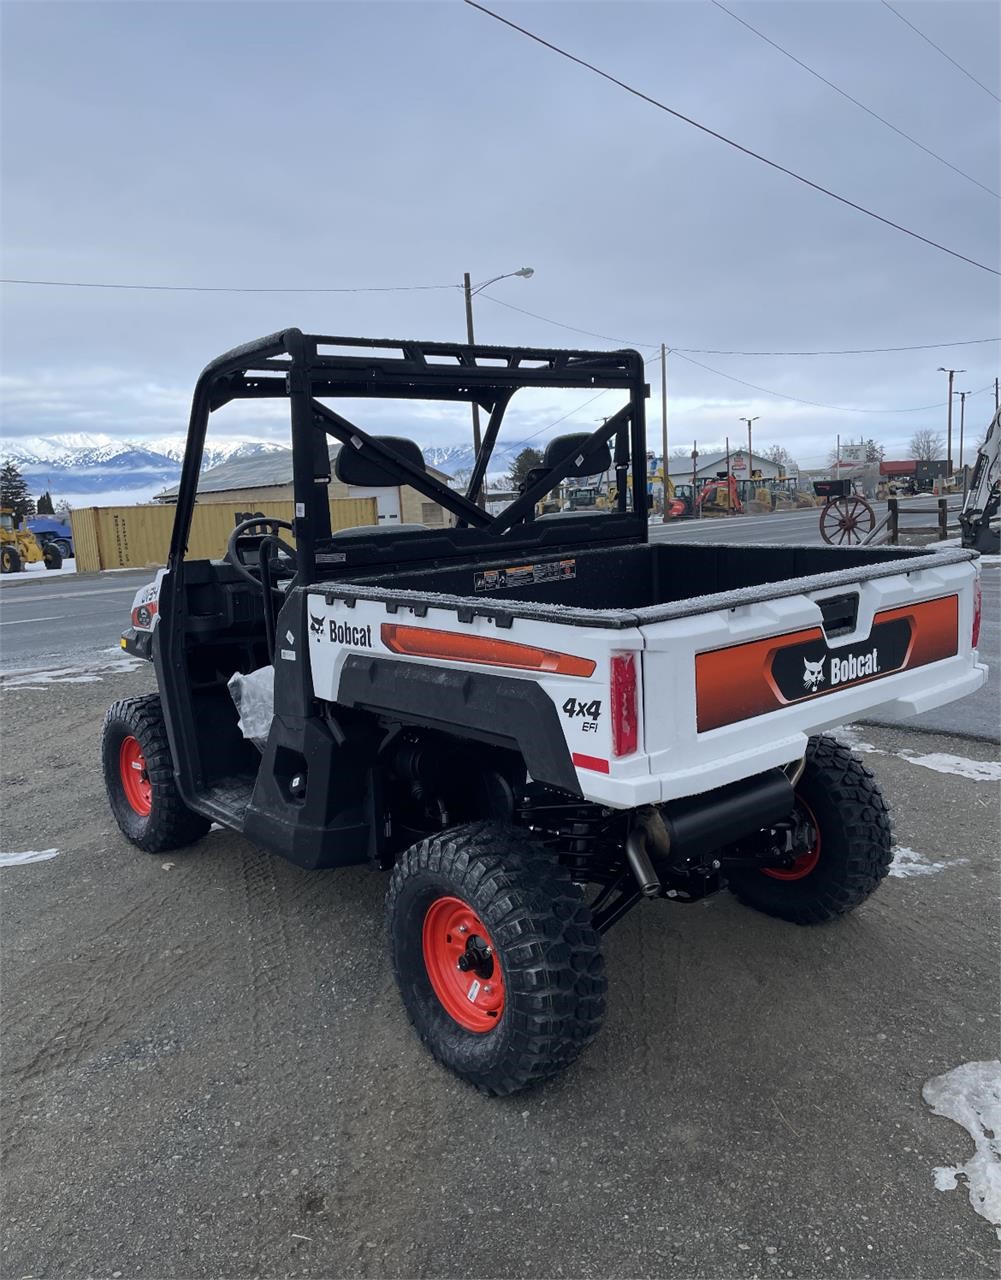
[648,496,964,547]
[2,668,998,1278]
[0,567,152,673]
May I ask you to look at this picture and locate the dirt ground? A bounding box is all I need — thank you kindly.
[2,664,999,1279]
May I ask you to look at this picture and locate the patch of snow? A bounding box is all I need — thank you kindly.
[888,846,968,878]
[0,849,59,866]
[834,728,1000,781]
[899,751,1001,783]
[0,558,77,583]
[1,646,145,689]
[922,1061,1001,1240]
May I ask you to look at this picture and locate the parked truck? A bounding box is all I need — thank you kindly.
[102,331,987,1094]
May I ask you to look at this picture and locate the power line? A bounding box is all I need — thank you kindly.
[670,351,993,413]
[0,277,462,294]
[712,0,999,199]
[478,293,999,358]
[677,338,1001,356]
[479,292,657,348]
[463,0,1000,276]
[476,293,998,414]
[880,0,1001,105]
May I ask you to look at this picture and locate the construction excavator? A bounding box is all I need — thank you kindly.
[696,473,743,515]
[959,409,1000,554]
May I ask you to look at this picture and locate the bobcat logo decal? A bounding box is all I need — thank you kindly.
[803,657,826,692]
[309,613,325,642]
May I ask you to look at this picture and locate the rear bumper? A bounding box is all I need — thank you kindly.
[854,660,987,721]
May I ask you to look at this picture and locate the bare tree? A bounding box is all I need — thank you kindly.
[909,428,944,461]
[762,444,798,471]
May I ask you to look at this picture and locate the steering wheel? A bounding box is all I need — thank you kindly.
[225,517,298,588]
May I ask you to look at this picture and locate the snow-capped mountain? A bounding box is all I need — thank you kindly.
[421,439,541,482]
[2,434,290,505]
[1,431,540,507]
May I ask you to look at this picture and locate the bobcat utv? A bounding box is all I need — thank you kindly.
[103,330,986,1095]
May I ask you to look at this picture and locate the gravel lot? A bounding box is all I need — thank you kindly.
[2,662,999,1279]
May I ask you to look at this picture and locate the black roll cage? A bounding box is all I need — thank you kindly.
[168,328,649,584]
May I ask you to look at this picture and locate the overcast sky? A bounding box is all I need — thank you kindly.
[2,0,998,467]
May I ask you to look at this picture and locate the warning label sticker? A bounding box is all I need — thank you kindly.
[474,559,577,593]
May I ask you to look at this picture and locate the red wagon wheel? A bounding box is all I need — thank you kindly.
[819,495,876,545]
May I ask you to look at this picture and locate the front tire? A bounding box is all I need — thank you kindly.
[387,822,606,1095]
[102,694,211,853]
[728,735,893,925]
[42,542,63,570]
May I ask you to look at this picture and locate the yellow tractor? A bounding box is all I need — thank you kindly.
[0,508,63,573]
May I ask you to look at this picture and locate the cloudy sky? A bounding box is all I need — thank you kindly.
[2,0,998,467]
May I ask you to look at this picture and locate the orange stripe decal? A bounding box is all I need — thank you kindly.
[381,623,596,677]
[696,595,959,732]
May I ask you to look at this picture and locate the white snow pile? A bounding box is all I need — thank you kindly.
[834,728,1001,782]
[888,846,968,878]
[1,646,145,689]
[0,849,58,867]
[0,557,77,581]
[900,752,1001,783]
[923,1061,1001,1240]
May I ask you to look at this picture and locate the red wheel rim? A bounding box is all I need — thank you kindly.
[119,736,152,816]
[762,798,820,880]
[421,896,505,1033]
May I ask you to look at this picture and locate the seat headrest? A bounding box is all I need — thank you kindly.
[543,433,612,478]
[335,436,426,487]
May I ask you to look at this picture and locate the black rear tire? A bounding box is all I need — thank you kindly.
[102,694,211,853]
[42,542,63,570]
[1,546,21,573]
[387,822,606,1096]
[54,538,72,558]
[728,734,893,925]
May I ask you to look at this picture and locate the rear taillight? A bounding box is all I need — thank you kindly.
[972,577,982,649]
[610,652,638,757]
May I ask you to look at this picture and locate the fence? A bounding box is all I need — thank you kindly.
[70,497,378,572]
[864,497,958,546]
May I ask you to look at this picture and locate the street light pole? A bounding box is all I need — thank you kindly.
[462,272,481,454]
[958,389,971,473]
[463,267,534,457]
[661,344,668,512]
[938,366,966,477]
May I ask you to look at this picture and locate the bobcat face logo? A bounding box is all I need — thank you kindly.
[309,614,325,642]
[803,657,826,692]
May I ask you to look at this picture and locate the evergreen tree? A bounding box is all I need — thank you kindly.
[0,460,36,522]
[508,446,545,490]
[36,490,55,515]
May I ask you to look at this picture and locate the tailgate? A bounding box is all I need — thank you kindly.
[639,556,985,802]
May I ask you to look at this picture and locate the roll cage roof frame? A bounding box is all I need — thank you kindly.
[168,328,649,583]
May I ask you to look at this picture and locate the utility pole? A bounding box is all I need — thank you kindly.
[835,434,840,480]
[463,272,482,457]
[739,415,759,501]
[958,389,971,473]
[692,440,700,519]
[995,377,999,412]
[660,344,668,512]
[938,366,965,477]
